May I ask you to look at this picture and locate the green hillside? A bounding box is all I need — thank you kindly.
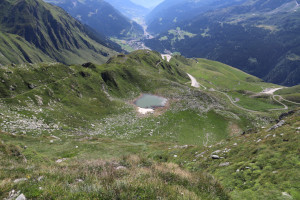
[0,0,120,65]
[0,50,299,199]
[275,85,300,103]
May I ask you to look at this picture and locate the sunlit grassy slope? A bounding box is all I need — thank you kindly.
[171,56,292,112]
[275,85,300,103]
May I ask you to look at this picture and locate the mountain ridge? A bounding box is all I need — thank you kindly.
[45,0,144,38]
[0,0,121,65]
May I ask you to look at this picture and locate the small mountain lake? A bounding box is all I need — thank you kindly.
[134,94,167,109]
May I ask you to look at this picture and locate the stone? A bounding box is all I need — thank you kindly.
[282,192,292,199]
[28,84,36,89]
[37,176,44,181]
[56,158,67,163]
[257,139,262,143]
[16,194,26,200]
[13,178,28,183]
[116,166,126,170]
[219,162,230,167]
[5,190,20,200]
[267,120,285,132]
[212,150,222,154]
[174,155,178,158]
[211,155,220,159]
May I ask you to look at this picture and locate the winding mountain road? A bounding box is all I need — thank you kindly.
[186,74,299,112]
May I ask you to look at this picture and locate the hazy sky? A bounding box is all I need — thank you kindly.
[130,0,164,8]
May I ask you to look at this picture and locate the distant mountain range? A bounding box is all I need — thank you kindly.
[145,0,300,86]
[145,0,247,34]
[0,0,120,65]
[45,0,144,38]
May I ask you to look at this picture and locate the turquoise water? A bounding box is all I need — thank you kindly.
[134,94,167,108]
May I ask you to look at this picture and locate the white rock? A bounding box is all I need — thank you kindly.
[282,192,292,199]
[219,162,230,167]
[211,155,220,159]
[5,190,20,200]
[212,150,222,154]
[37,176,44,181]
[56,158,67,163]
[174,155,178,158]
[116,166,127,170]
[16,194,26,200]
[13,178,28,183]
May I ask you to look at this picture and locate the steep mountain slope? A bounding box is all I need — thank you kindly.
[145,0,247,34]
[0,0,120,65]
[146,0,300,86]
[45,0,144,38]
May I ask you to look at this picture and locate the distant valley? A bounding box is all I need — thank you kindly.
[144,0,300,86]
